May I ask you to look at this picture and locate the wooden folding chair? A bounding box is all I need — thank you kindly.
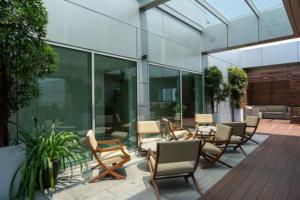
[194,114,216,139]
[86,130,131,182]
[160,118,193,140]
[223,122,247,155]
[137,120,163,153]
[201,124,233,168]
[241,116,260,145]
[148,140,202,200]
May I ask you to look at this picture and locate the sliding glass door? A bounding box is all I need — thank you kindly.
[182,72,203,127]
[94,55,137,148]
[149,65,181,125]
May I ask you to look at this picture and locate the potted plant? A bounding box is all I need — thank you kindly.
[205,66,229,123]
[228,66,248,122]
[172,104,187,121]
[9,119,86,200]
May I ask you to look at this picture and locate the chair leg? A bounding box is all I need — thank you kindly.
[150,179,160,200]
[217,160,233,168]
[238,144,247,156]
[89,170,109,183]
[249,138,259,144]
[191,174,203,195]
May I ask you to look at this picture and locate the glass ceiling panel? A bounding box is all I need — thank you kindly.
[205,0,253,20]
[252,0,283,12]
[165,0,223,27]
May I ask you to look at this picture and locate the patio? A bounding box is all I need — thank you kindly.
[35,135,270,199]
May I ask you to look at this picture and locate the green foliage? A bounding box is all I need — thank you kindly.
[205,66,229,113]
[10,119,86,200]
[228,66,248,108]
[0,0,58,146]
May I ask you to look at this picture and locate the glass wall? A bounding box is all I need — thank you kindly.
[94,55,137,148]
[149,65,181,125]
[182,72,203,127]
[19,46,92,157]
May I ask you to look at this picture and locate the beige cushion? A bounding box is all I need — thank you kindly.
[149,156,194,176]
[100,147,129,165]
[137,121,161,134]
[230,135,242,144]
[245,116,259,127]
[140,137,162,143]
[266,105,286,112]
[86,130,97,150]
[195,114,213,124]
[173,130,190,139]
[202,142,221,155]
[215,124,232,141]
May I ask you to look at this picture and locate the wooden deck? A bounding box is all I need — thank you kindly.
[201,119,300,200]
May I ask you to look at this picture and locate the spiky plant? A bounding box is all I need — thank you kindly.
[10,119,86,200]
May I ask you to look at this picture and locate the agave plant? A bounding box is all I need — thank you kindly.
[10,119,86,200]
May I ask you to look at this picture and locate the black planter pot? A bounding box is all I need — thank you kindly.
[36,159,60,189]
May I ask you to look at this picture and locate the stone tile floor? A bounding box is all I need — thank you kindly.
[37,134,268,200]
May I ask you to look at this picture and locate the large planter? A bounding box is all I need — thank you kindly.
[36,159,60,189]
[234,108,244,122]
[213,112,221,123]
[0,145,25,199]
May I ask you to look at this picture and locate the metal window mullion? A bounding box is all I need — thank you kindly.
[91,53,95,136]
[180,70,183,127]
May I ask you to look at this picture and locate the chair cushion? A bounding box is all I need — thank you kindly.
[173,130,190,138]
[100,147,129,165]
[230,135,242,144]
[202,142,221,155]
[265,106,286,112]
[245,131,252,136]
[140,137,162,143]
[149,156,194,176]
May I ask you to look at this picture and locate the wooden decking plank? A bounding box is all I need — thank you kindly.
[200,138,270,200]
[201,120,300,200]
[226,136,284,200]
[205,137,276,200]
[257,146,290,200]
[242,136,291,200]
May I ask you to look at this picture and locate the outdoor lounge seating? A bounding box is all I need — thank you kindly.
[242,116,260,145]
[195,114,216,138]
[147,140,202,200]
[201,124,233,168]
[137,120,163,152]
[223,122,247,155]
[160,118,193,140]
[86,130,131,182]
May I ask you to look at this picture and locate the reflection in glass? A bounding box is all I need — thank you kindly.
[19,46,92,159]
[94,55,137,148]
[149,65,181,125]
[182,72,203,127]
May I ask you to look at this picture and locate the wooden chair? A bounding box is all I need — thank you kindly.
[242,116,260,145]
[160,118,193,140]
[223,122,247,155]
[86,130,131,182]
[137,120,163,152]
[148,140,202,200]
[201,124,233,168]
[195,114,216,139]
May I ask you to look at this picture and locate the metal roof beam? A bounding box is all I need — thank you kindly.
[139,0,171,11]
[195,0,230,26]
[158,4,204,32]
[245,0,261,18]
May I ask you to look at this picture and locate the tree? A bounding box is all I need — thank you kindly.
[228,66,248,120]
[205,66,229,113]
[0,0,58,147]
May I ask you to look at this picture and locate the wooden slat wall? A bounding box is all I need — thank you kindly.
[246,63,300,106]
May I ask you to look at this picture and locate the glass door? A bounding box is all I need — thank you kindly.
[94,55,137,148]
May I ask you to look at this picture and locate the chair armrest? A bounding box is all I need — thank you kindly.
[97,138,123,146]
